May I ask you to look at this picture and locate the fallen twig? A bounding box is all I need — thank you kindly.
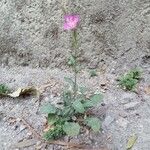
[21,117,42,140]
[46,141,85,149]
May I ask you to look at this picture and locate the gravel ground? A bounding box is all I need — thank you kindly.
[0,64,149,150]
[0,0,150,149]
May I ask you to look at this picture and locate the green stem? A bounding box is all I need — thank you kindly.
[72,30,78,99]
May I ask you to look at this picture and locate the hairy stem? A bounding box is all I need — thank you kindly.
[72,30,78,99]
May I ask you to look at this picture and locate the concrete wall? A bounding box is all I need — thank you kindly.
[0,0,150,70]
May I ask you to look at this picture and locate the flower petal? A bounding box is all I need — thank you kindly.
[64,14,80,30]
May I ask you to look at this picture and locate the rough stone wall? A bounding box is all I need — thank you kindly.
[0,0,150,69]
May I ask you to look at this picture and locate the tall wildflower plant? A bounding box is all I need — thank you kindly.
[41,14,103,140]
[64,14,80,99]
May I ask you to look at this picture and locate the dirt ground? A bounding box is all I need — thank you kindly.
[0,64,150,150]
[0,0,150,150]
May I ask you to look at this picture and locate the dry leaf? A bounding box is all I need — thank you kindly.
[126,135,137,149]
[8,86,38,98]
[43,123,54,132]
[145,86,150,95]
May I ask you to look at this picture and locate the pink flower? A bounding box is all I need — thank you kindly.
[64,15,80,30]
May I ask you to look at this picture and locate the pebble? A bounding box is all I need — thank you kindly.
[143,95,150,101]
[35,141,42,149]
[120,93,136,104]
[27,132,32,136]
[116,117,129,129]
[44,97,50,102]
[124,102,139,110]
[119,111,128,118]
[12,125,19,130]
[102,116,115,128]
[36,141,42,145]
[19,125,27,132]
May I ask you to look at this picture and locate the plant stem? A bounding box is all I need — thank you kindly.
[72,30,78,99]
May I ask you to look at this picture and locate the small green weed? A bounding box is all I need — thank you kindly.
[41,80,103,140]
[89,69,97,77]
[0,84,9,95]
[43,118,65,140]
[118,68,142,91]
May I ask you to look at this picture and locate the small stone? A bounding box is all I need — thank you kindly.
[116,117,129,128]
[35,141,42,149]
[124,102,139,110]
[143,95,150,101]
[16,118,21,122]
[36,141,42,146]
[3,117,7,122]
[12,125,19,130]
[44,97,49,102]
[102,116,115,128]
[27,132,32,137]
[101,103,106,106]
[35,145,43,150]
[101,89,106,93]
[19,125,27,132]
[120,93,136,104]
[119,111,128,118]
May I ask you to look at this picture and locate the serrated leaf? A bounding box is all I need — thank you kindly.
[126,135,137,149]
[83,94,103,108]
[63,122,80,136]
[40,104,56,114]
[85,117,101,132]
[48,114,58,125]
[72,100,85,113]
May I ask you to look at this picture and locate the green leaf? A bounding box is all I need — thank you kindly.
[118,68,141,91]
[63,122,80,136]
[48,114,58,125]
[85,117,101,132]
[61,106,74,117]
[72,100,85,113]
[126,135,137,150]
[79,86,88,94]
[83,94,103,108]
[64,77,74,86]
[43,120,65,140]
[68,55,76,66]
[63,90,72,106]
[64,77,76,90]
[91,94,103,104]
[89,69,97,77]
[64,77,78,91]
[0,84,9,95]
[40,104,57,114]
